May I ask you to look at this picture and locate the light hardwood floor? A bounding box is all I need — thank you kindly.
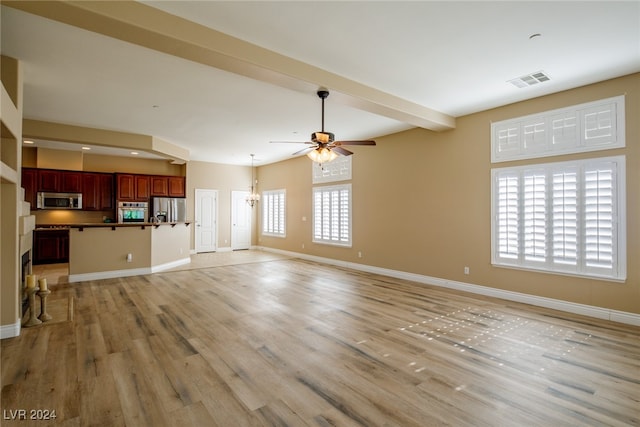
[2,253,639,426]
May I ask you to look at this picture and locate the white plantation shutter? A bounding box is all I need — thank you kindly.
[313,184,351,246]
[492,156,625,281]
[552,169,578,268]
[523,171,547,262]
[496,173,519,260]
[491,96,624,162]
[262,190,286,237]
[550,111,578,151]
[583,102,617,147]
[584,165,615,273]
[312,156,352,183]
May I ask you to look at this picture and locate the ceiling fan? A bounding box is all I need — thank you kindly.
[271,89,376,163]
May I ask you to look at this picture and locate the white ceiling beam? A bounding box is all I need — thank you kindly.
[5,0,455,131]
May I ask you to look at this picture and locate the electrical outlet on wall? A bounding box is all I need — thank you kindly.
[464,266,470,275]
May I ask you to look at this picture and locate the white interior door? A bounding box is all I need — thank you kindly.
[195,189,218,253]
[231,190,251,250]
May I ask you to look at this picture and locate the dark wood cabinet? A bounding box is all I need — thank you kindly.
[149,175,185,198]
[38,169,60,192]
[135,175,150,200]
[99,174,114,210]
[168,176,185,198]
[82,173,99,210]
[29,170,182,205]
[21,168,38,208]
[116,173,150,201]
[36,169,82,193]
[61,171,82,192]
[33,229,69,265]
[83,173,114,210]
[150,176,169,197]
[116,174,135,201]
[116,173,178,202]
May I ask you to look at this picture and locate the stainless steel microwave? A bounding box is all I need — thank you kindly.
[36,192,83,210]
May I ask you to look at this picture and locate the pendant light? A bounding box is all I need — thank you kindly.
[246,154,260,207]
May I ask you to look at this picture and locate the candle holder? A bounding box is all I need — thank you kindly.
[37,289,52,322]
[23,287,42,327]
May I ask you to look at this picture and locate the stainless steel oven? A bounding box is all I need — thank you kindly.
[117,201,148,223]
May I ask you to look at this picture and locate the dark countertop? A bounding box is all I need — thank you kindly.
[36,222,191,231]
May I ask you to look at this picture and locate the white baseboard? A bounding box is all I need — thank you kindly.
[0,319,21,339]
[69,267,151,283]
[69,257,192,283]
[150,257,191,273]
[259,247,640,327]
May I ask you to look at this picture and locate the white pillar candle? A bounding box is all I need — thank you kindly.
[26,275,36,289]
[39,278,48,291]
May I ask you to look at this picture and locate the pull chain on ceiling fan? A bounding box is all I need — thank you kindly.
[270,89,376,164]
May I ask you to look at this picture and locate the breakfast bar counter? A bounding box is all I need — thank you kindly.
[63,222,191,283]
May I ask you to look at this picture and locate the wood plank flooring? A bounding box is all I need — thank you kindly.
[2,254,639,426]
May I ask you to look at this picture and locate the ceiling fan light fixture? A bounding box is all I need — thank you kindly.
[307,147,337,164]
[312,131,334,144]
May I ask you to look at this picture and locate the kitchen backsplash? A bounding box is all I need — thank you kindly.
[33,209,115,225]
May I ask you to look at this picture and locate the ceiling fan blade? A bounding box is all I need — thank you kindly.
[292,146,316,156]
[334,140,376,146]
[332,146,353,156]
[270,140,314,144]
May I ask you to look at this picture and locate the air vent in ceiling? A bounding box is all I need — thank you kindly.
[508,71,551,88]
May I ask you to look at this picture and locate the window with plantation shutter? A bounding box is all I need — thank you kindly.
[491,156,626,281]
[313,184,351,246]
[262,189,286,237]
[491,96,625,163]
[312,155,352,184]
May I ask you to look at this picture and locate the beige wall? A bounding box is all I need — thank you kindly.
[151,224,190,266]
[70,227,152,275]
[257,73,640,315]
[82,152,184,176]
[186,161,257,250]
[22,147,184,176]
[69,225,189,276]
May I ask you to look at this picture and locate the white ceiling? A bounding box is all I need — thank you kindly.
[2,1,639,166]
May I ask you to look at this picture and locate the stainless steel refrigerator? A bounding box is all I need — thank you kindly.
[152,197,187,223]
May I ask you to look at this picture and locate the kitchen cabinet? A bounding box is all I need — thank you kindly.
[38,169,60,192]
[37,169,82,193]
[135,175,150,200]
[116,174,135,200]
[168,176,186,197]
[99,174,114,210]
[21,168,38,207]
[83,173,114,210]
[33,229,69,265]
[116,173,150,201]
[150,175,185,198]
[61,171,82,192]
[150,176,169,197]
[29,170,182,204]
